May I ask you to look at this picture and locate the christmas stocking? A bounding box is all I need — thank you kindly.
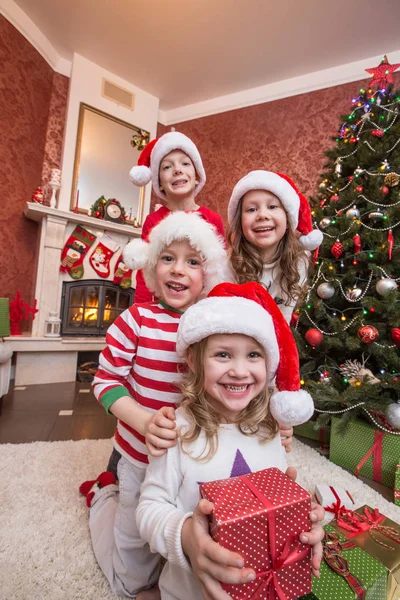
[113,257,133,289]
[60,225,96,279]
[89,234,120,278]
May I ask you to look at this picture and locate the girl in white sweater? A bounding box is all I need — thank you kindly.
[227,171,323,323]
[137,282,322,600]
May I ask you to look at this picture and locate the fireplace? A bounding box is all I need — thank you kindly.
[61,280,134,336]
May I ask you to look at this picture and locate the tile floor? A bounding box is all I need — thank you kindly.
[0,381,117,444]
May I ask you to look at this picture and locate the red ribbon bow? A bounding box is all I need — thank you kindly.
[337,507,400,550]
[239,475,310,600]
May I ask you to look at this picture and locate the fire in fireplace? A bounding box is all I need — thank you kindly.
[61,280,134,336]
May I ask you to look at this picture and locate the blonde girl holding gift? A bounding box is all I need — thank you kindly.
[137,282,323,600]
[227,171,323,323]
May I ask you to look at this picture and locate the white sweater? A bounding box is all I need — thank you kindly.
[261,257,308,323]
[137,409,287,600]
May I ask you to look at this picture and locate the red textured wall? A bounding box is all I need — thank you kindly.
[0,15,69,313]
[156,72,400,228]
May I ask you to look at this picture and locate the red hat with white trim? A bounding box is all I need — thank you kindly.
[176,281,314,426]
[129,132,206,199]
[227,170,323,251]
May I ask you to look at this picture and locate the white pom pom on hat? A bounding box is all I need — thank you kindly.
[122,211,231,296]
[129,132,206,200]
[227,171,323,251]
[176,281,314,426]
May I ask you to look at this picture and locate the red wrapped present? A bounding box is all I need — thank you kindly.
[200,468,312,600]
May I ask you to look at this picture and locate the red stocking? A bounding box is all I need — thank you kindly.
[60,225,96,279]
[89,234,120,278]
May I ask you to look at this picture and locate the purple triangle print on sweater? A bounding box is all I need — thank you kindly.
[230,449,252,478]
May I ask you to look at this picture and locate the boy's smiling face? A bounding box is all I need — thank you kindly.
[155,239,204,311]
[159,150,198,201]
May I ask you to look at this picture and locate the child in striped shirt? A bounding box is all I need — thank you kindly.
[80,211,231,600]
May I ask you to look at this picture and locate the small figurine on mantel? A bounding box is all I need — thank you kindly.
[31,186,44,204]
[48,168,62,208]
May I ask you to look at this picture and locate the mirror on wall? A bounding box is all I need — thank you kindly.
[70,103,150,226]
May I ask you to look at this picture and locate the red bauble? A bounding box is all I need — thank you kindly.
[331,241,344,258]
[305,328,324,346]
[372,129,384,138]
[358,325,379,344]
[356,185,364,193]
[381,185,389,195]
[330,194,339,202]
[290,313,299,327]
[320,199,327,208]
[391,328,400,347]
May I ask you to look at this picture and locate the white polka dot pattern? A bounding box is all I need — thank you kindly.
[330,417,400,488]
[200,468,312,599]
[298,524,388,600]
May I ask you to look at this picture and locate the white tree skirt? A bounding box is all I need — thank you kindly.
[1,437,399,599]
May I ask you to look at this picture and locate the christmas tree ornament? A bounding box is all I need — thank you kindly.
[31,186,44,204]
[391,328,400,347]
[388,229,394,259]
[365,55,400,88]
[380,185,390,196]
[375,277,398,296]
[355,185,364,193]
[354,166,363,176]
[380,159,390,171]
[335,161,342,176]
[305,328,323,346]
[319,181,326,189]
[319,217,331,229]
[290,312,299,327]
[331,240,344,258]
[345,206,360,219]
[346,287,362,301]
[384,173,399,187]
[60,225,96,279]
[386,403,400,429]
[353,234,362,253]
[368,210,384,221]
[330,194,339,202]
[312,246,319,265]
[317,282,335,299]
[319,198,327,208]
[371,129,384,137]
[357,325,379,344]
[339,358,380,386]
[89,234,120,278]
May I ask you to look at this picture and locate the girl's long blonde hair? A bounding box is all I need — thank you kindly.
[178,338,279,462]
[228,195,309,306]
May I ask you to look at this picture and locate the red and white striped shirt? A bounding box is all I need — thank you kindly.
[92,302,184,468]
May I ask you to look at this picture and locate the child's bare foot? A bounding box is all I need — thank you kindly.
[136,586,161,600]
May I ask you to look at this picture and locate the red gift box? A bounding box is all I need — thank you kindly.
[200,468,312,600]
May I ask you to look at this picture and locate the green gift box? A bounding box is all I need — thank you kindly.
[395,465,400,507]
[299,524,388,600]
[294,420,330,444]
[0,298,10,337]
[330,416,400,488]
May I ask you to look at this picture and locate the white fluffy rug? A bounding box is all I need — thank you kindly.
[1,437,400,600]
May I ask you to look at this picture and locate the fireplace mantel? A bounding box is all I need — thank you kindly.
[24,202,143,237]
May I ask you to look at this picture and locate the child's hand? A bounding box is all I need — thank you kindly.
[145,407,177,457]
[285,467,324,578]
[181,499,256,600]
[279,423,293,453]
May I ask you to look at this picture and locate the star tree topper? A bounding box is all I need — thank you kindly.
[365,55,400,88]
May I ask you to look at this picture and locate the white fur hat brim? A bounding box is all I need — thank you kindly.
[150,132,206,199]
[176,296,279,380]
[227,171,300,228]
[124,212,231,296]
[270,389,314,426]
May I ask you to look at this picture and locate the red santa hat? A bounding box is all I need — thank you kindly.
[227,171,323,251]
[129,132,206,199]
[123,211,231,296]
[176,281,314,426]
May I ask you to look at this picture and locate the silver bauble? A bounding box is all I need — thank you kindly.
[319,182,326,189]
[376,278,398,297]
[368,211,384,221]
[346,206,360,219]
[319,217,332,230]
[346,287,362,301]
[386,403,400,430]
[317,282,335,300]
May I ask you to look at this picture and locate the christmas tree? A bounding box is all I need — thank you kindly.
[293,56,400,432]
